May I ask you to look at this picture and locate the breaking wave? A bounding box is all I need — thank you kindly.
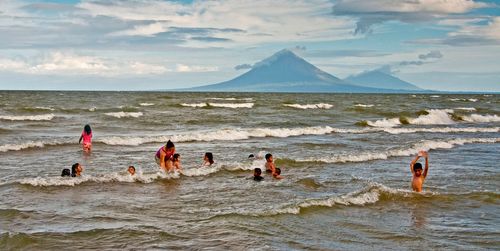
[365,109,499,128]
[354,104,374,108]
[181,103,254,108]
[0,114,55,121]
[139,103,154,106]
[14,171,180,187]
[207,97,253,101]
[455,107,476,111]
[104,112,143,118]
[299,137,499,163]
[283,103,333,109]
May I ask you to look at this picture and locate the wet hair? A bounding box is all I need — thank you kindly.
[254,168,262,176]
[61,168,71,177]
[128,165,136,171]
[173,153,180,162]
[84,124,92,134]
[265,153,272,160]
[414,163,423,171]
[248,154,255,158]
[71,163,80,177]
[166,140,175,149]
[275,168,281,175]
[205,152,214,165]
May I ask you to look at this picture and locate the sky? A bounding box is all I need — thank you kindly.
[0,0,499,91]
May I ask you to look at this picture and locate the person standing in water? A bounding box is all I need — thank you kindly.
[410,150,430,192]
[155,140,175,172]
[78,124,93,153]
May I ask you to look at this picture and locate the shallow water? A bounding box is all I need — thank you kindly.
[0,91,499,250]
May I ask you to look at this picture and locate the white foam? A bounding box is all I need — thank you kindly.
[354,104,374,108]
[241,183,414,216]
[89,107,96,112]
[450,98,478,102]
[209,103,254,108]
[0,114,55,121]
[181,165,222,177]
[379,127,499,134]
[181,103,208,108]
[430,95,440,98]
[468,98,478,102]
[283,103,333,109]
[17,170,180,187]
[0,141,46,152]
[409,109,455,125]
[300,137,499,163]
[367,118,401,128]
[455,107,476,111]
[98,126,339,145]
[462,114,500,123]
[208,97,253,101]
[140,103,154,106]
[34,106,55,111]
[104,112,143,118]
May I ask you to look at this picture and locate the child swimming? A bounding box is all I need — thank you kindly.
[203,152,214,166]
[410,150,430,192]
[78,124,92,153]
[128,166,136,176]
[173,153,183,171]
[253,168,264,181]
[273,167,283,180]
[265,153,277,175]
[71,163,83,177]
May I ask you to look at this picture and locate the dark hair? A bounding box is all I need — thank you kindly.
[71,163,79,177]
[275,168,281,175]
[254,168,262,175]
[128,165,136,171]
[173,153,180,161]
[265,153,272,160]
[61,168,71,177]
[414,163,423,170]
[248,154,255,158]
[166,140,175,149]
[205,152,214,164]
[84,124,92,134]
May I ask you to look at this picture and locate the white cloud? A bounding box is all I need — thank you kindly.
[449,17,500,41]
[176,64,218,72]
[78,0,355,46]
[0,52,172,76]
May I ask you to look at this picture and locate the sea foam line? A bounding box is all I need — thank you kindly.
[283,103,333,109]
[181,103,254,108]
[104,112,143,118]
[0,114,55,121]
[298,137,500,164]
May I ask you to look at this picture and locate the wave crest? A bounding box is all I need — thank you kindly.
[283,103,333,109]
[104,112,143,118]
[0,114,55,121]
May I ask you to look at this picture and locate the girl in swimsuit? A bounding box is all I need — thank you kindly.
[78,124,92,153]
[155,140,175,172]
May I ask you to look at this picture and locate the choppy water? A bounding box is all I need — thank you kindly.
[0,91,499,250]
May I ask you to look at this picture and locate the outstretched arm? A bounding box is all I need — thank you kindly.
[422,154,429,178]
[410,154,421,174]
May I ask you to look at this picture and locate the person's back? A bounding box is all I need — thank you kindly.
[410,151,429,192]
[79,124,93,152]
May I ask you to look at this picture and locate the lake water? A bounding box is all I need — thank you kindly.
[0,91,499,250]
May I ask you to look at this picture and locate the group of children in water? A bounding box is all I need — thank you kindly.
[63,124,431,192]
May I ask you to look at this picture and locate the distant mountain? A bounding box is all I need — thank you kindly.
[186,49,395,93]
[344,70,422,91]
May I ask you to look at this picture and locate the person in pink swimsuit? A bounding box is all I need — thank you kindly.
[155,140,175,172]
[78,124,92,153]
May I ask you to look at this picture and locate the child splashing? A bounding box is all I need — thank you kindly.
[78,124,93,153]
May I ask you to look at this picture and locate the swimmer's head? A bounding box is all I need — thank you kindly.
[173,153,180,162]
[274,168,281,175]
[265,153,273,161]
[414,163,423,176]
[61,168,71,177]
[248,154,255,159]
[166,140,175,149]
[71,163,81,177]
[128,165,136,175]
[84,124,92,134]
[204,152,214,164]
[254,168,262,176]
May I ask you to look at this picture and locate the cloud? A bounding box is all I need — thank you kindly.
[305,49,390,58]
[234,64,252,70]
[0,52,171,76]
[399,61,425,66]
[332,0,490,34]
[418,50,443,60]
[175,64,218,72]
